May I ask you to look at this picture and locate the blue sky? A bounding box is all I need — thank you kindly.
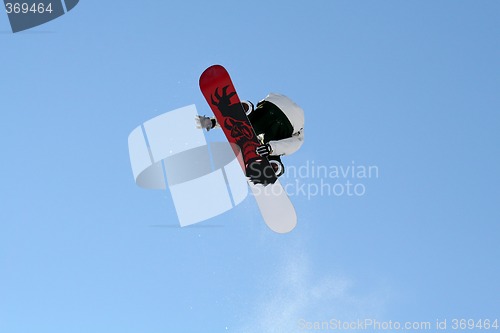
[1,1,499,332]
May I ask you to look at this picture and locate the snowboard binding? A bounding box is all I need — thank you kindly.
[245,156,284,185]
[269,158,284,177]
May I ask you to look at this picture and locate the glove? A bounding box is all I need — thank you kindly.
[195,115,215,131]
[256,143,272,157]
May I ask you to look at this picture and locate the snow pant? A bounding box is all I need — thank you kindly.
[248,100,294,176]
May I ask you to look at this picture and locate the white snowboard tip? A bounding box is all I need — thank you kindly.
[249,179,297,234]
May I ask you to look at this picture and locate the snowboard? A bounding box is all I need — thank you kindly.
[199,65,297,233]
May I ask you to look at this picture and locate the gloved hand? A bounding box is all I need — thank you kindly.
[256,143,272,157]
[195,115,215,131]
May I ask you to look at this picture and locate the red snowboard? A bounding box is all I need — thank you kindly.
[199,65,277,185]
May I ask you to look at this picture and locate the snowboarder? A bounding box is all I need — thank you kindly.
[196,93,304,177]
